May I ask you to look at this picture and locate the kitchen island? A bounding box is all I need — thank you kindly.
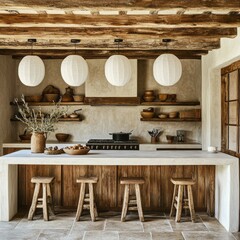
[0,150,238,232]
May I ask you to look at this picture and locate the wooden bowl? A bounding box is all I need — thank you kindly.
[159,94,168,102]
[143,96,155,102]
[143,107,154,112]
[166,135,175,143]
[158,113,168,119]
[44,93,59,102]
[63,147,90,155]
[169,112,178,118]
[73,95,84,102]
[144,90,154,96]
[19,134,32,141]
[55,133,70,142]
[24,95,42,102]
[141,111,154,118]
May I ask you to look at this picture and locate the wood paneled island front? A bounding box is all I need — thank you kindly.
[0,150,238,232]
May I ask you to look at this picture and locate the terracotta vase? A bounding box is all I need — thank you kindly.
[31,132,46,153]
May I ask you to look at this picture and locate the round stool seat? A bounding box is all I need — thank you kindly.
[76,177,98,184]
[171,178,195,185]
[31,176,54,184]
[120,177,145,185]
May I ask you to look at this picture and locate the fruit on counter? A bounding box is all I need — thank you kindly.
[65,144,89,150]
[44,146,64,154]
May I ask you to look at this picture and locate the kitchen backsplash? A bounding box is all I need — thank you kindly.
[14,58,201,144]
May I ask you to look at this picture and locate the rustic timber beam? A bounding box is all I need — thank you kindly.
[0,14,239,28]
[0,49,207,59]
[0,0,239,11]
[0,38,220,51]
[0,27,236,40]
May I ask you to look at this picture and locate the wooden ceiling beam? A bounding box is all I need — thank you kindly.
[0,38,220,51]
[0,27,236,39]
[0,0,239,11]
[0,49,207,59]
[0,14,239,28]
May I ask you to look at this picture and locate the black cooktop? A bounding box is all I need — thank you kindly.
[88,139,138,144]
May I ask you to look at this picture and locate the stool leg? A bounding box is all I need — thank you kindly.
[76,183,86,221]
[89,183,96,222]
[42,183,49,221]
[187,185,196,222]
[94,203,98,218]
[176,185,183,222]
[170,184,177,217]
[121,184,130,222]
[46,183,55,216]
[184,185,188,217]
[28,183,41,220]
[135,184,144,222]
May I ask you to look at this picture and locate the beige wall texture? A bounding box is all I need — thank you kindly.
[0,56,16,155]
[202,27,240,150]
[13,58,201,144]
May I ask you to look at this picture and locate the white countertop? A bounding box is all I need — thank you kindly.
[0,149,236,166]
[2,142,202,150]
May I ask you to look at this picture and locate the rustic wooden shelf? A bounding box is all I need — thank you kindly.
[11,117,82,122]
[10,101,86,106]
[140,101,200,106]
[140,118,201,122]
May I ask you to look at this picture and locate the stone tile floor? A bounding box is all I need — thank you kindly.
[0,209,239,240]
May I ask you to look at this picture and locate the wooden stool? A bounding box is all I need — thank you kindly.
[169,178,196,222]
[28,176,55,221]
[120,177,145,222]
[75,176,98,221]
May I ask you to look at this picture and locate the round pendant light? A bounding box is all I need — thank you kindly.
[61,39,88,87]
[105,54,132,87]
[61,55,88,87]
[18,39,45,87]
[153,54,182,86]
[18,55,45,87]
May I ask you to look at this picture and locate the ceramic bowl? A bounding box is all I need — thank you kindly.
[19,134,32,141]
[159,94,168,102]
[141,111,154,118]
[55,133,70,142]
[143,96,155,102]
[158,113,168,119]
[63,147,90,155]
[166,135,175,143]
[169,112,178,118]
[144,90,155,96]
[44,93,59,102]
[73,95,84,102]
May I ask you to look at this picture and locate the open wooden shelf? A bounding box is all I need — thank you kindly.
[10,101,86,106]
[11,117,82,122]
[140,118,201,122]
[140,101,200,106]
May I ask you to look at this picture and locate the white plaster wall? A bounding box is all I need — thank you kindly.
[0,56,16,155]
[14,58,201,143]
[202,27,240,150]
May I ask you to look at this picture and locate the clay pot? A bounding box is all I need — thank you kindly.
[62,87,74,102]
[31,132,46,153]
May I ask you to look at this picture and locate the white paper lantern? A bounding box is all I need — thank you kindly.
[61,55,88,87]
[105,55,132,86]
[18,55,45,87]
[153,54,182,86]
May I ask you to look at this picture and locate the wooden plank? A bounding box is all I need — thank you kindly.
[85,97,141,106]
[0,27,236,39]
[0,14,239,28]
[140,118,201,122]
[5,49,206,59]
[141,101,200,106]
[0,0,239,11]
[0,38,220,50]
